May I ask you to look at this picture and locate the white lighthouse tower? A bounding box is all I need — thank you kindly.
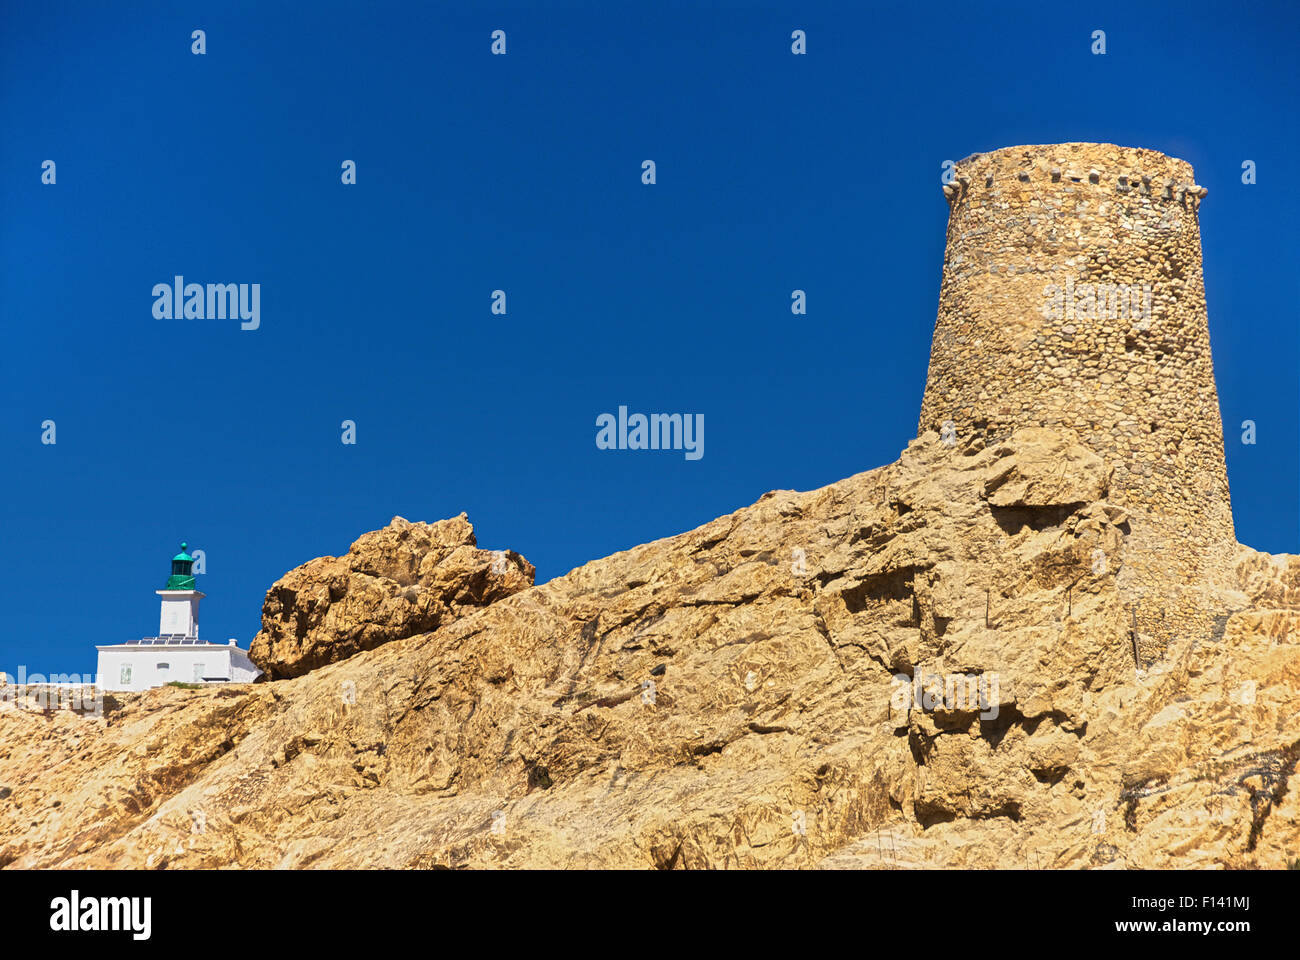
[96,542,262,692]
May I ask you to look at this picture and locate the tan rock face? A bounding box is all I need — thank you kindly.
[248,514,535,680]
[1,430,1294,870]
[1237,551,1300,609]
[982,427,1111,507]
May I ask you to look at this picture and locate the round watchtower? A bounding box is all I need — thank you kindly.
[918,143,1235,660]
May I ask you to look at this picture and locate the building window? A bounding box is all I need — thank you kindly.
[156,662,169,672]
[193,663,205,683]
[120,666,132,684]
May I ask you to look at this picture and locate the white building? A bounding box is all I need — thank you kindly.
[96,542,261,692]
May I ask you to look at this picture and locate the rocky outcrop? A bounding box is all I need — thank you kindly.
[1237,550,1300,609]
[981,427,1112,508]
[0,430,1295,869]
[249,514,534,680]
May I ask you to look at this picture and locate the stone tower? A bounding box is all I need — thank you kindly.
[918,143,1235,660]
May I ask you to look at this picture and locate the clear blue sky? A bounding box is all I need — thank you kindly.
[2,0,1296,678]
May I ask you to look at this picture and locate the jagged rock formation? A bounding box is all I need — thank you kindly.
[249,514,535,680]
[1,428,1295,869]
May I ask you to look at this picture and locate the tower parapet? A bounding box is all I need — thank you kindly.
[918,143,1234,661]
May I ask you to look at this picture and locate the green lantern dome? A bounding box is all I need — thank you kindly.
[166,541,197,590]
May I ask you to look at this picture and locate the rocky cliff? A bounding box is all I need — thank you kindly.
[0,430,1296,869]
[249,514,535,680]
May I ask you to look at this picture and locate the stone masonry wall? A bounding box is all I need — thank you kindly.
[917,143,1235,662]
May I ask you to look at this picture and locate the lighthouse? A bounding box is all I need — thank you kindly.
[96,542,262,692]
[158,542,203,639]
